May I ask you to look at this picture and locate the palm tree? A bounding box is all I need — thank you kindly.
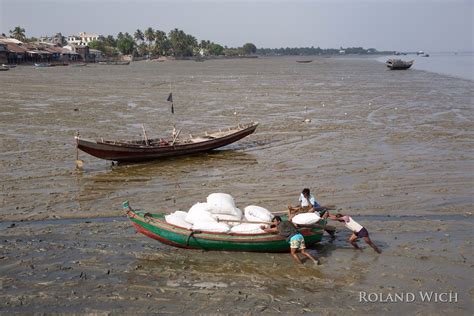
[144,27,155,46]
[9,26,26,41]
[154,30,167,56]
[134,29,144,44]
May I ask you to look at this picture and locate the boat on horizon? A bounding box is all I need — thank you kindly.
[34,63,52,68]
[296,60,313,63]
[75,122,258,163]
[386,59,414,70]
[98,61,130,65]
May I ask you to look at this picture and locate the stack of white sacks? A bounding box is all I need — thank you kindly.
[164,193,274,234]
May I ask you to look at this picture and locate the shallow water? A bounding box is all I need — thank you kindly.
[0,57,473,314]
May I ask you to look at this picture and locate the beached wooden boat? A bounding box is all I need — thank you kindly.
[126,206,324,252]
[34,63,52,68]
[386,59,414,70]
[98,61,130,65]
[76,122,258,162]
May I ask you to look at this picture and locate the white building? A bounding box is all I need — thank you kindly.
[67,32,99,46]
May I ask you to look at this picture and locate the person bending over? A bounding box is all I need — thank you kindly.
[329,213,381,253]
[262,216,319,265]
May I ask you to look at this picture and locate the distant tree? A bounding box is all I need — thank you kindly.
[117,34,135,55]
[153,30,169,56]
[9,26,26,41]
[134,29,144,43]
[104,35,116,47]
[242,43,257,55]
[137,43,148,56]
[168,28,197,56]
[208,43,224,56]
[53,33,66,46]
[144,27,155,45]
[88,40,106,53]
[117,32,124,40]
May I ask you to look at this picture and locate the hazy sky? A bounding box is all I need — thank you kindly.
[1,0,472,52]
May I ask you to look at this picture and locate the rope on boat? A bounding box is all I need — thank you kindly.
[186,230,202,246]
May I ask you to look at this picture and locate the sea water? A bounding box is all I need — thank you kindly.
[378,52,473,81]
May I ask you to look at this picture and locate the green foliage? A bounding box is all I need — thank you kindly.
[134,29,144,42]
[9,26,26,41]
[208,43,224,56]
[103,35,116,47]
[168,28,197,57]
[116,34,135,55]
[153,30,169,56]
[257,46,389,56]
[144,27,155,44]
[242,43,257,55]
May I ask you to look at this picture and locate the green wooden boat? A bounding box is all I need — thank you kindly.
[125,203,324,253]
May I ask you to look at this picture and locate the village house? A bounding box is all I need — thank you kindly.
[67,32,99,46]
[0,36,82,64]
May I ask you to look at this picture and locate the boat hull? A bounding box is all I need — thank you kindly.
[127,210,323,252]
[77,122,258,162]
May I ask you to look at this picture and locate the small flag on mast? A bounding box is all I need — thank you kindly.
[167,93,174,114]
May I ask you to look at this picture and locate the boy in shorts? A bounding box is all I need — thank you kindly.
[262,216,320,265]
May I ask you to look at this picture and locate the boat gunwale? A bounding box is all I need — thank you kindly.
[76,122,258,150]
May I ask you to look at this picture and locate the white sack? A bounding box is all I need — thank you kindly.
[192,221,230,233]
[244,205,274,223]
[230,223,266,234]
[206,193,241,217]
[292,212,321,225]
[165,211,193,229]
[185,202,216,224]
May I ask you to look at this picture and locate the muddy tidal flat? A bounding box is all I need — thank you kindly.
[0,57,473,314]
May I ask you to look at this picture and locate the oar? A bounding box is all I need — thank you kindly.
[215,218,333,230]
[216,218,272,225]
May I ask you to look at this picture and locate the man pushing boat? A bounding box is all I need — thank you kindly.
[329,213,381,254]
[262,216,320,265]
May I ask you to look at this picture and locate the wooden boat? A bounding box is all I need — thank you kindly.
[34,63,52,68]
[76,122,258,162]
[98,61,130,65]
[0,65,9,71]
[125,205,324,252]
[72,63,87,67]
[296,60,313,63]
[386,59,414,70]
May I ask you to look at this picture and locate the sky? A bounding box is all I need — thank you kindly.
[0,0,472,52]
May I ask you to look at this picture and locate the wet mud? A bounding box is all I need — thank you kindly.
[0,57,473,314]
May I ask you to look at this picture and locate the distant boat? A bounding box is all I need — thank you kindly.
[386,59,414,70]
[296,60,313,63]
[0,65,9,71]
[34,63,52,68]
[421,54,430,57]
[72,63,87,67]
[98,61,130,65]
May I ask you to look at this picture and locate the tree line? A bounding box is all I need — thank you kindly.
[5,26,257,58]
[6,26,393,58]
[257,46,394,56]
